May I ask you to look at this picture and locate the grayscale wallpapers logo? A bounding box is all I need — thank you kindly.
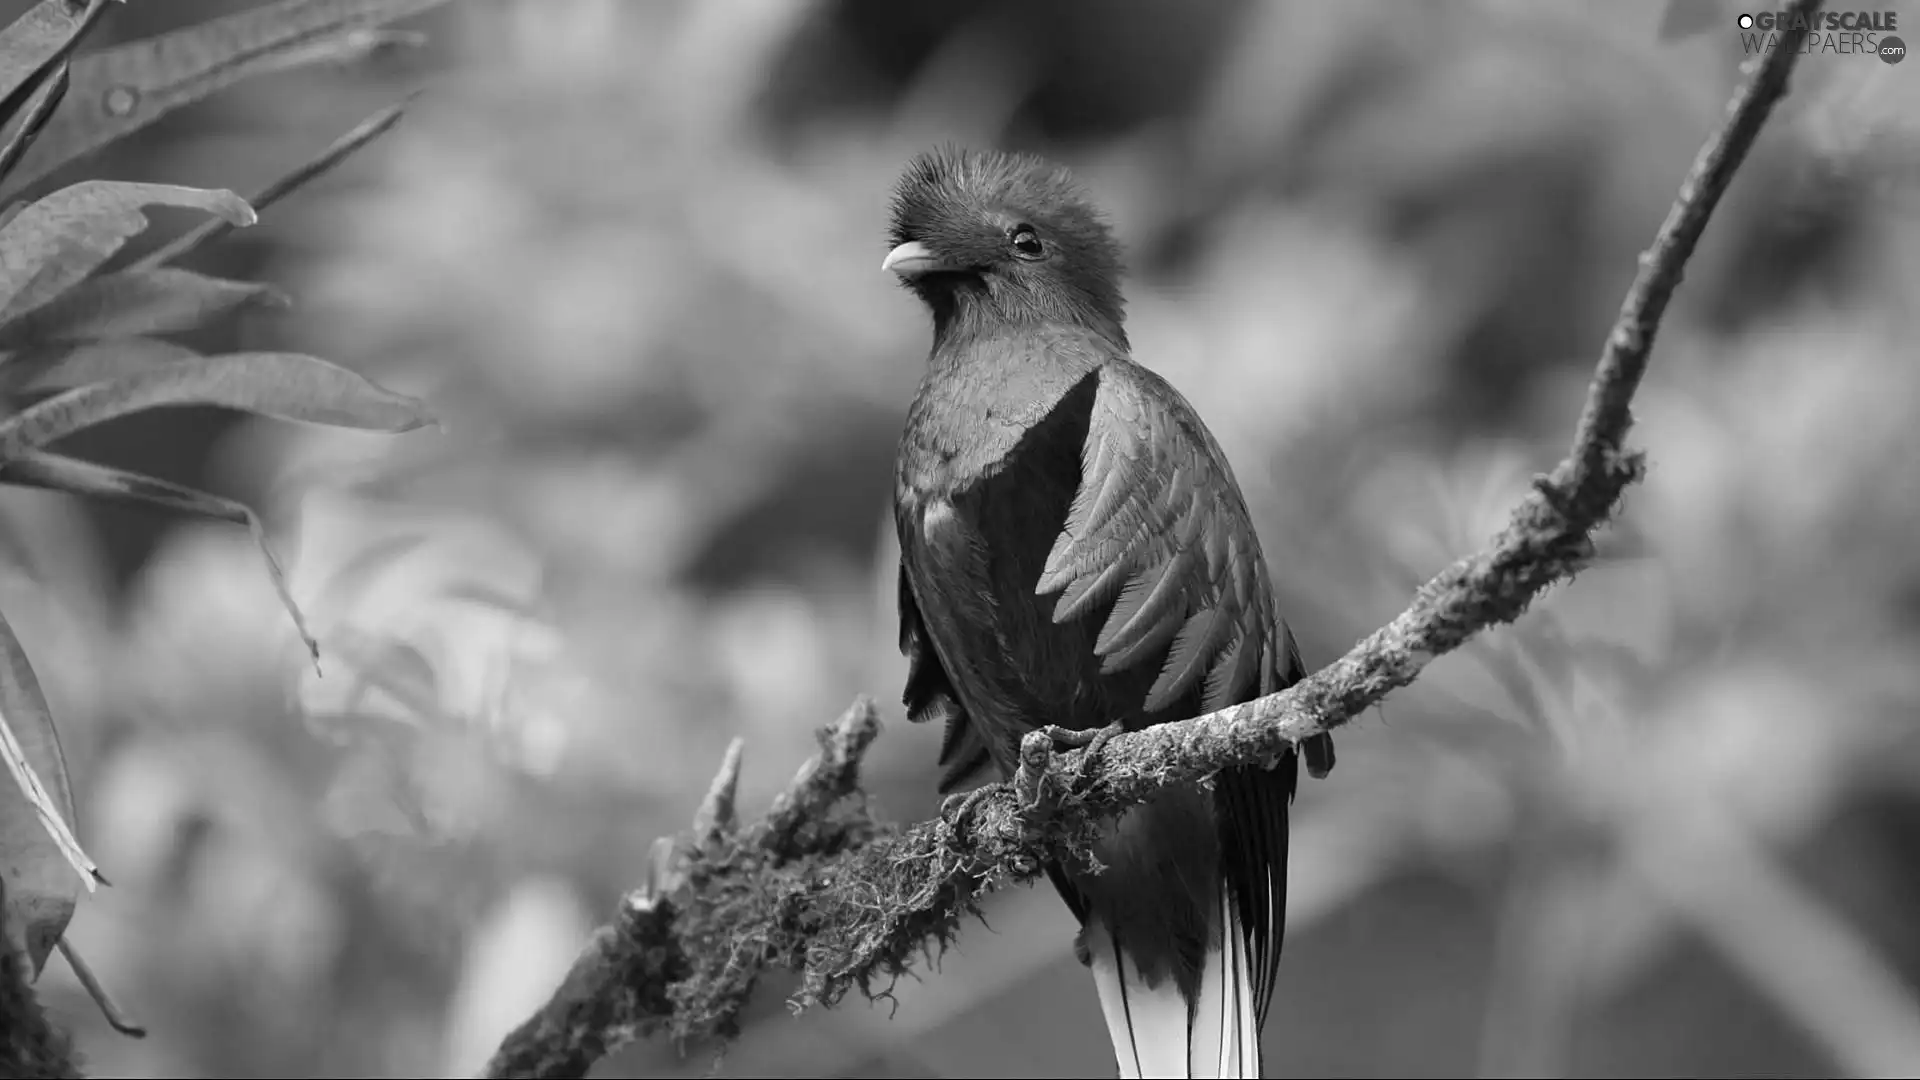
[1736,10,1905,63]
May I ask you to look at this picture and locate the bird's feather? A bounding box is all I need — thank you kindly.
[1040,362,1272,717]
[898,563,994,792]
[1085,888,1263,1079]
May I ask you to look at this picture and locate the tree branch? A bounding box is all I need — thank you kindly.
[481,5,1824,1075]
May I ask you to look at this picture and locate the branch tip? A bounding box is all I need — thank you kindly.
[692,738,745,844]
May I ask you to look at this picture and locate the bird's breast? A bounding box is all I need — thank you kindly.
[897,384,1015,504]
[898,348,1100,501]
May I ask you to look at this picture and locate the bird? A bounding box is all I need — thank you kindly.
[885,145,1335,1079]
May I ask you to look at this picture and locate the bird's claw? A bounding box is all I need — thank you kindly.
[940,782,1006,836]
[1037,721,1125,789]
[1034,723,1098,748]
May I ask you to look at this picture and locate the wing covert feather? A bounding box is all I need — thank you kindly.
[1037,365,1275,715]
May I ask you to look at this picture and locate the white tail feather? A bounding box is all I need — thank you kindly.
[1088,920,1190,1077]
[1084,890,1263,1078]
[1193,886,1261,1077]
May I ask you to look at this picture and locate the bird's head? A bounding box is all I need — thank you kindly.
[885,146,1126,338]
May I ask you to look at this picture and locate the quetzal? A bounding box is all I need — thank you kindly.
[886,146,1334,1078]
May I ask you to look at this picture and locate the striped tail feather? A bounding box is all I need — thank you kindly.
[1085,885,1264,1078]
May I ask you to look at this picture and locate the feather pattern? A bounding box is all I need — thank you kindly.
[1040,363,1273,716]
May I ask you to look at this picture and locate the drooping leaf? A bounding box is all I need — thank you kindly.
[0,0,111,193]
[0,268,287,347]
[0,600,98,978]
[0,0,95,120]
[0,61,70,186]
[0,181,254,325]
[56,936,145,1037]
[0,0,453,201]
[0,350,433,455]
[0,450,319,663]
[0,336,197,394]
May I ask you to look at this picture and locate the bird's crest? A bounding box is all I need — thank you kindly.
[886,145,1127,334]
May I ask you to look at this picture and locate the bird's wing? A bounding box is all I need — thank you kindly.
[897,561,994,793]
[1036,360,1315,1030]
[1036,361,1282,718]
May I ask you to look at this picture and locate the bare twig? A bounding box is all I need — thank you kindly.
[132,96,416,271]
[479,4,1826,1076]
[763,699,882,857]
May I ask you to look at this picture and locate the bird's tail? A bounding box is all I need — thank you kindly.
[1086,885,1262,1078]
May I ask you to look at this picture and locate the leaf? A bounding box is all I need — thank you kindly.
[0,0,454,201]
[0,0,92,117]
[0,0,112,190]
[56,937,145,1037]
[0,181,255,325]
[0,61,70,186]
[0,351,433,455]
[0,336,198,394]
[0,268,288,347]
[0,450,319,663]
[0,600,98,978]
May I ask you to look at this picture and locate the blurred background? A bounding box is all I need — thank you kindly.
[6,0,1920,1075]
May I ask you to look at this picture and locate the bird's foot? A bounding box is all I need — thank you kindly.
[939,782,1006,837]
[1037,721,1126,789]
[1012,722,1127,814]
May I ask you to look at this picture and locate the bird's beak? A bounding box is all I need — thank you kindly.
[882,240,948,278]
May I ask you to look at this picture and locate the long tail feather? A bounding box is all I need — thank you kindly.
[1087,921,1190,1078]
[1084,892,1263,1079]
[1191,884,1262,1077]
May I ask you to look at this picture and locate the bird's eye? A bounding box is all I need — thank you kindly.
[1009,225,1045,260]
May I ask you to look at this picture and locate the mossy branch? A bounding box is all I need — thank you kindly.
[480,4,1824,1076]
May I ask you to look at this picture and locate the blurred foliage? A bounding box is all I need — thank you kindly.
[5,0,1919,1076]
[0,0,442,1073]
